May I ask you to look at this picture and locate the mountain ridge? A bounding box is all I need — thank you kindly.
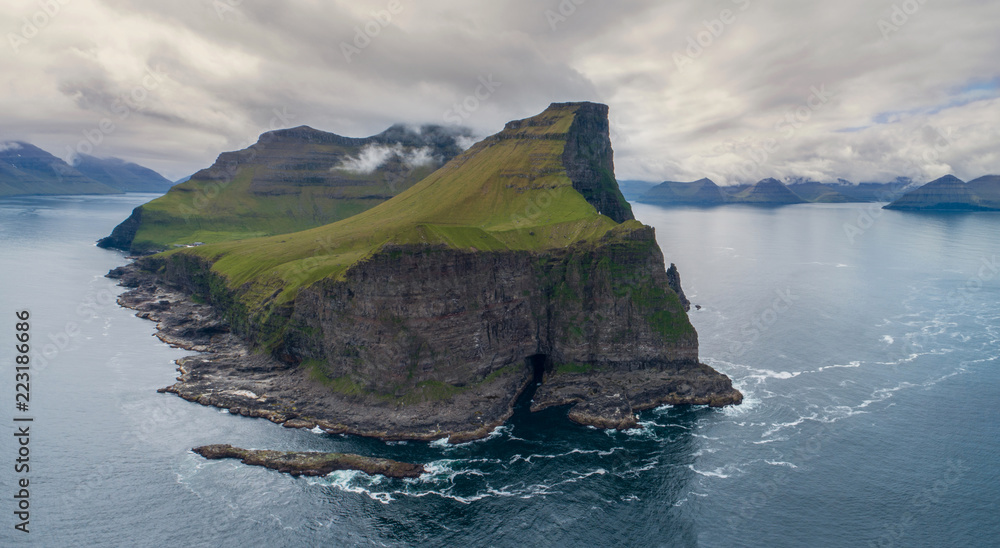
[98,123,474,253]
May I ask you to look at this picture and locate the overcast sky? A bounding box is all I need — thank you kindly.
[2,0,998,184]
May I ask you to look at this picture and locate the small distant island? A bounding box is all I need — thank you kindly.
[634,176,915,207]
[884,174,1000,211]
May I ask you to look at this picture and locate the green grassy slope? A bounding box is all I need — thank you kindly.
[102,125,470,252]
[166,103,620,306]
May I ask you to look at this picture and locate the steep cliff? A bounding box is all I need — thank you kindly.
[124,102,740,440]
[98,124,473,253]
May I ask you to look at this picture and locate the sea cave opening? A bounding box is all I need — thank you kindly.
[512,354,551,416]
[526,353,550,385]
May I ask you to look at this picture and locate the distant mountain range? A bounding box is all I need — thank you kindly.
[634,177,914,207]
[884,175,1000,211]
[0,141,173,197]
[71,154,174,193]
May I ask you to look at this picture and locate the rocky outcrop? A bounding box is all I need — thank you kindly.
[666,263,690,311]
[192,444,425,478]
[97,207,143,251]
[560,102,635,223]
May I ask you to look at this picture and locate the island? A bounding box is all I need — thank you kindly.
[884,174,1000,211]
[108,101,742,446]
[635,176,914,207]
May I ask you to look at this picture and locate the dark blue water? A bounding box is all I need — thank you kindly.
[1,196,997,547]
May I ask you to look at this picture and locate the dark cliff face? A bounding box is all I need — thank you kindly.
[283,224,697,394]
[96,206,142,250]
[559,102,635,223]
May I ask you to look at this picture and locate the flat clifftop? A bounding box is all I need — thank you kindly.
[114,101,741,441]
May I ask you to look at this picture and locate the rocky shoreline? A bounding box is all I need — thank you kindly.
[110,251,741,441]
[110,263,528,443]
[192,444,425,479]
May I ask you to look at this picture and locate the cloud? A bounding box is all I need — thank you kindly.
[0,0,997,183]
[335,144,437,174]
[0,142,23,152]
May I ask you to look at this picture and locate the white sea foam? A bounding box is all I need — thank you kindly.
[688,465,731,479]
[761,414,816,438]
[881,335,895,344]
[815,360,862,373]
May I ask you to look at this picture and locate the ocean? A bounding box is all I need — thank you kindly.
[1,195,997,547]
